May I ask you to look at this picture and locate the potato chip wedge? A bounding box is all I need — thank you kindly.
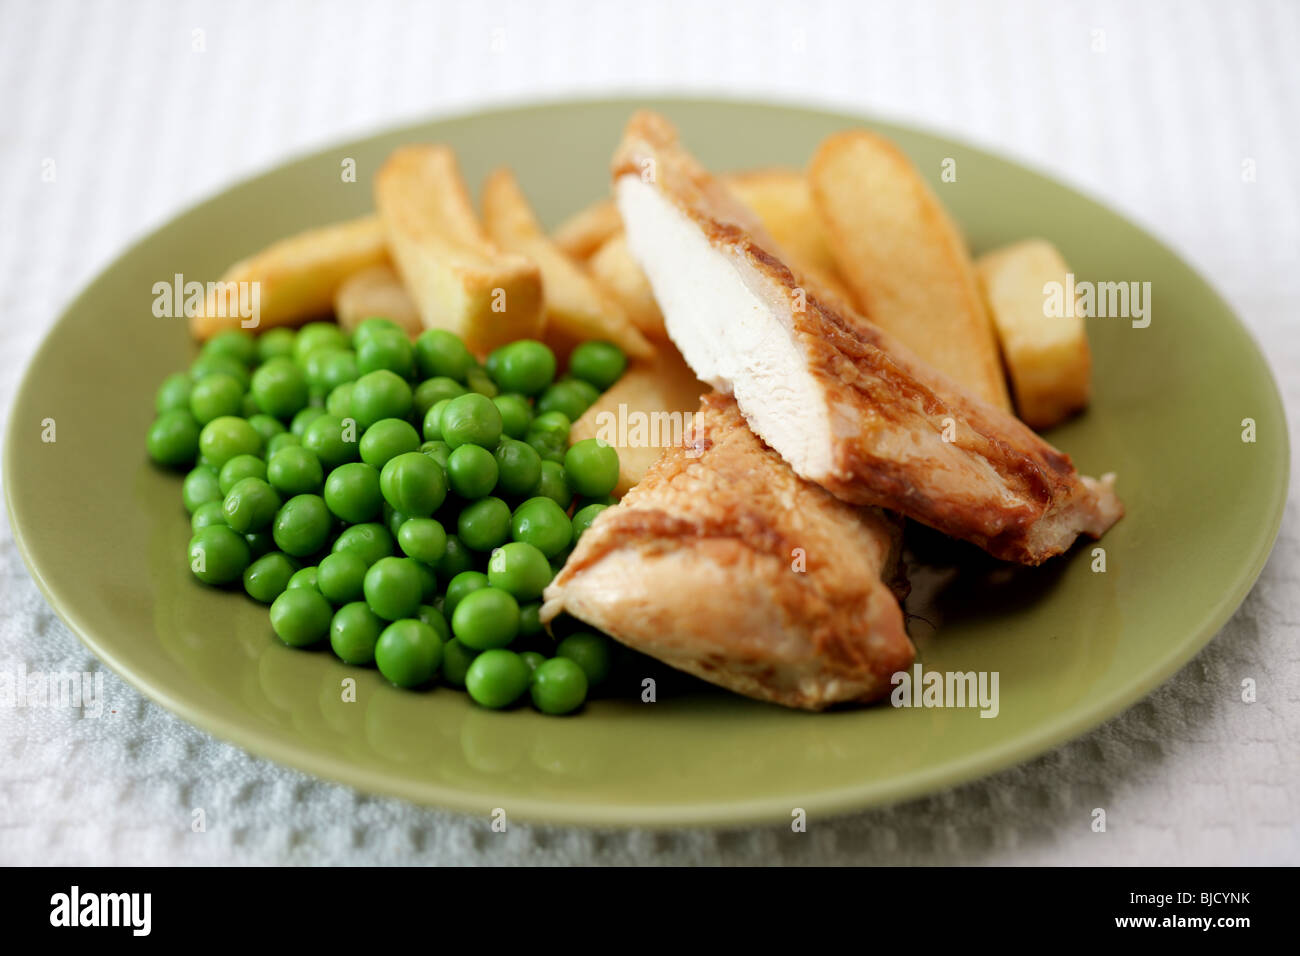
[551,198,622,261]
[723,168,856,306]
[976,239,1091,429]
[569,344,706,496]
[333,263,423,338]
[585,233,666,339]
[482,168,653,360]
[375,145,543,355]
[189,215,388,340]
[809,130,1012,410]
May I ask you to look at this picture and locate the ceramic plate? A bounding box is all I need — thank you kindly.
[4,98,1288,826]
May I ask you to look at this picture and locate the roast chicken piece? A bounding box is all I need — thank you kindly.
[541,393,914,710]
[612,111,1122,565]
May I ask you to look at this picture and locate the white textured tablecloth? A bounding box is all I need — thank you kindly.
[1,0,1297,865]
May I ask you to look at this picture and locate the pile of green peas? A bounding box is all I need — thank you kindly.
[148,319,630,715]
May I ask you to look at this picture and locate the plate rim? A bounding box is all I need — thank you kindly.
[4,93,1291,828]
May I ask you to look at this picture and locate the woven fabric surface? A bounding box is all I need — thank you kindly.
[1,0,1297,865]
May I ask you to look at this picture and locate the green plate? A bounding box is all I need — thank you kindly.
[4,98,1288,827]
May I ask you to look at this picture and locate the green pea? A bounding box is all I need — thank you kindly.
[451,586,519,650]
[351,316,404,348]
[379,452,447,517]
[413,377,467,420]
[287,566,319,591]
[188,525,251,585]
[245,530,276,560]
[518,601,543,638]
[414,560,438,601]
[530,460,573,509]
[243,551,298,603]
[316,549,368,605]
[439,393,502,450]
[440,638,478,687]
[446,443,498,499]
[148,409,201,467]
[458,496,511,551]
[247,414,286,445]
[269,586,333,647]
[356,330,414,378]
[420,439,451,469]
[525,410,571,464]
[202,329,258,366]
[465,649,530,709]
[444,570,489,615]
[537,380,597,422]
[415,328,475,382]
[564,438,619,498]
[272,493,332,556]
[487,340,556,396]
[519,650,545,673]
[510,496,572,558]
[182,464,223,512]
[302,348,358,393]
[571,502,609,546]
[375,619,443,688]
[301,413,359,470]
[530,657,588,715]
[222,477,281,533]
[241,392,261,418]
[568,341,627,390]
[421,398,450,442]
[190,353,250,387]
[326,381,354,417]
[493,393,533,440]
[493,438,542,497]
[293,321,348,363]
[257,327,297,364]
[290,405,328,437]
[199,413,265,469]
[190,500,227,531]
[465,365,499,398]
[435,534,474,579]
[397,517,448,565]
[323,461,383,523]
[250,357,309,420]
[359,417,420,469]
[266,432,301,456]
[350,369,412,430]
[363,556,424,621]
[266,445,324,496]
[218,454,267,495]
[155,372,193,414]
[187,373,243,425]
[416,603,451,643]
[487,541,552,601]
[332,522,395,566]
[556,631,613,686]
[330,601,385,665]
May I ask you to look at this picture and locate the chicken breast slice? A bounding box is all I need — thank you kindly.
[541,392,913,711]
[612,111,1123,565]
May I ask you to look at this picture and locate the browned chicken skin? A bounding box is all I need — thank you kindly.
[612,111,1123,565]
[542,393,914,710]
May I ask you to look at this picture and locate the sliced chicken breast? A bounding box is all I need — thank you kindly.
[542,392,913,710]
[612,111,1123,565]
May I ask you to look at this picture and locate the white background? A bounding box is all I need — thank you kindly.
[1,0,1296,864]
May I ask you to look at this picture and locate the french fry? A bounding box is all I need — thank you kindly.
[723,168,856,306]
[570,344,707,496]
[585,233,666,339]
[189,215,388,340]
[809,131,1012,411]
[975,239,1091,429]
[552,198,622,261]
[375,145,543,355]
[333,263,423,338]
[482,168,654,360]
